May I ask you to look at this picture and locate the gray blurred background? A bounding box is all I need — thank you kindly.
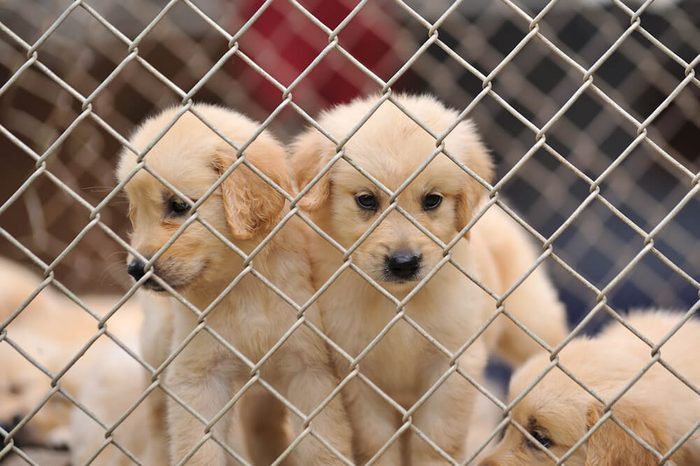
[1,0,698,333]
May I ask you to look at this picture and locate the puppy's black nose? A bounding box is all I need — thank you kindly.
[127,259,146,281]
[385,251,422,280]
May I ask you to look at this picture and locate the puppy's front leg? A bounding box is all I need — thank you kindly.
[239,388,292,466]
[282,363,354,466]
[409,367,478,465]
[345,378,403,466]
[167,345,239,466]
[145,388,170,465]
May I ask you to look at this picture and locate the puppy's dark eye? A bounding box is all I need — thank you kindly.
[167,198,191,217]
[423,193,443,210]
[527,430,553,449]
[355,193,378,211]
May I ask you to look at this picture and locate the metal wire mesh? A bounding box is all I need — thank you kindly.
[0,0,698,465]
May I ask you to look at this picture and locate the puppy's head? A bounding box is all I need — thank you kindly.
[290,94,493,291]
[117,104,290,294]
[480,345,672,466]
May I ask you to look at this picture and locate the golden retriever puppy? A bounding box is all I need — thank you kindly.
[0,258,68,448]
[0,258,142,453]
[71,294,248,466]
[0,327,74,449]
[117,104,352,466]
[481,310,700,466]
[289,94,566,465]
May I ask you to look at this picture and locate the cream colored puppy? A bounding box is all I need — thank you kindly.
[0,327,75,449]
[0,258,142,451]
[117,104,352,466]
[481,310,700,466]
[0,312,142,453]
[289,94,566,465]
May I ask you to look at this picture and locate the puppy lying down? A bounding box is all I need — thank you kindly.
[0,257,143,459]
[481,310,700,466]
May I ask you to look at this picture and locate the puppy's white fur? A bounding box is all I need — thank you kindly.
[117,104,352,466]
[289,94,567,465]
[481,310,700,466]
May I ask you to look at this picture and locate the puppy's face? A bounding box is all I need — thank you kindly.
[328,156,473,288]
[481,359,590,466]
[481,351,672,466]
[117,105,290,295]
[291,95,493,292]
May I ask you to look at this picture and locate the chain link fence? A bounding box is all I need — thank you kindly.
[0,0,698,465]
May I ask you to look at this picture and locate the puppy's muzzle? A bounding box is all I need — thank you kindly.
[384,250,422,281]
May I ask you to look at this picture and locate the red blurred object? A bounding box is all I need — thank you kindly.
[235,0,402,111]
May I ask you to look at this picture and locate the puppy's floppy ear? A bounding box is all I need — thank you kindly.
[213,139,292,240]
[452,121,494,233]
[290,128,331,211]
[584,401,671,466]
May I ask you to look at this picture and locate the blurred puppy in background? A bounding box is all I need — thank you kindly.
[118,104,352,466]
[289,94,566,465]
[0,257,143,457]
[481,310,700,466]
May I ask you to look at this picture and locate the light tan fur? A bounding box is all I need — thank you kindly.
[465,379,506,463]
[117,104,353,466]
[134,292,175,466]
[0,257,143,455]
[68,329,149,466]
[288,94,567,465]
[135,293,274,466]
[481,310,700,466]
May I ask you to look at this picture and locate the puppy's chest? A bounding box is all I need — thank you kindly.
[330,305,456,395]
[366,321,435,376]
[327,293,475,356]
[323,281,483,402]
[205,297,296,361]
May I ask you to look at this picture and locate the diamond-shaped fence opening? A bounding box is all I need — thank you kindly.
[0,0,698,465]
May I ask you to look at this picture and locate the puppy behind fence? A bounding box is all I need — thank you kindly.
[0,1,698,466]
